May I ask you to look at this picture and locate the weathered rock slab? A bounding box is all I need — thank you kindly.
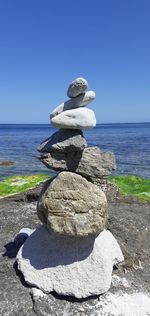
[51,107,96,130]
[67,77,88,98]
[37,171,108,236]
[17,226,124,298]
[37,129,87,153]
[39,146,116,178]
[50,91,95,119]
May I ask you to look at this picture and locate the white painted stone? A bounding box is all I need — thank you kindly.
[51,107,96,130]
[67,77,88,98]
[50,91,96,119]
[17,228,34,236]
[14,228,35,245]
[17,226,124,298]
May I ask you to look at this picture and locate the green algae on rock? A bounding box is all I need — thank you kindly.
[109,175,150,202]
[0,174,50,198]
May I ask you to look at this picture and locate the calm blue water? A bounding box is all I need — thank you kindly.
[0,123,150,179]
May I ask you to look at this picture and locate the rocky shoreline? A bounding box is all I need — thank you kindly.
[0,183,150,315]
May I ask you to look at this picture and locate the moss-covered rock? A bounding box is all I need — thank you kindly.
[109,175,150,202]
[0,174,50,198]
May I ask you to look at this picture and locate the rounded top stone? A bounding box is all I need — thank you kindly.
[67,77,88,98]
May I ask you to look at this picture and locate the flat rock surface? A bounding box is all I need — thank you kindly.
[0,186,150,315]
[37,129,87,153]
[39,146,116,177]
[17,227,123,298]
[37,171,108,236]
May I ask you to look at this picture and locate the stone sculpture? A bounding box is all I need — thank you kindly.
[17,77,124,298]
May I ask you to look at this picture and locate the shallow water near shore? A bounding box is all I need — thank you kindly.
[0,122,150,179]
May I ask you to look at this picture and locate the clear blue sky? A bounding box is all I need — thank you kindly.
[0,0,150,124]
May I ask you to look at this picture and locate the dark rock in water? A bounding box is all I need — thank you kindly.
[39,146,116,178]
[37,129,87,153]
[0,160,15,166]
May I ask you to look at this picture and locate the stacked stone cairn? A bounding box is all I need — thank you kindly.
[17,78,124,298]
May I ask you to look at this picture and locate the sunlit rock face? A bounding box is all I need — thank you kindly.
[37,129,87,153]
[37,171,108,237]
[51,107,96,130]
[39,146,116,178]
[17,226,124,298]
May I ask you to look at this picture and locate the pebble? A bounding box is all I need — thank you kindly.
[51,107,96,130]
[67,77,88,98]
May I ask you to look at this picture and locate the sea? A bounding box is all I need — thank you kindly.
[0,123,150,180]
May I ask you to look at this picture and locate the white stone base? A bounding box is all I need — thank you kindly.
[17,226,124,298]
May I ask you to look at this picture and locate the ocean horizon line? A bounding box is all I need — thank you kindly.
[0,121,150,179]
[0,121,150,126]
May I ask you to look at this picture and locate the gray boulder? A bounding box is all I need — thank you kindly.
[37,129,87,153]
[51,107,96,130]
[67,77,88,98]
[39,146,116,178]
[50,91,96,119]
[17,226,124,298]
[37,171,108,236]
